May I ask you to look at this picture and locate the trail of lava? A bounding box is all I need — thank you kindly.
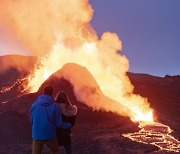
[123,122,180,152]
[0,77,29,104]
[1,95,23,104]
[0,77,28,94]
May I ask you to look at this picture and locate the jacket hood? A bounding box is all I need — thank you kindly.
[37,94,54,106]
[59,103,78,117]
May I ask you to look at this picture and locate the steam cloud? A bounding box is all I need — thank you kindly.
[0,0,153,121]
[0,0,94,57]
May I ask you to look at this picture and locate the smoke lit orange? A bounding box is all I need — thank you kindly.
[0,0,154,123]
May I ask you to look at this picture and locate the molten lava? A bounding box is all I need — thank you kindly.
[123,122,180,152]
[133,109,153,122]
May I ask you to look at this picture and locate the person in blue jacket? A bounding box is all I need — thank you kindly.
[30,85,71,154]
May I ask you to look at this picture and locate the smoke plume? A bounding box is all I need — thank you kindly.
[0,0,153,121]
[0,0,94,57]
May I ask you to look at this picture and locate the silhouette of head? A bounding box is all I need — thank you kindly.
[55,91,71,105]
[43,85,53,96]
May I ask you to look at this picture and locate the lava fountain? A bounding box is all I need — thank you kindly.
[27,35,154,123]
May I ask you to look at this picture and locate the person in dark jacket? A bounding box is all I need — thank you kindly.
[30,85,71,154]
[55,91,78,154]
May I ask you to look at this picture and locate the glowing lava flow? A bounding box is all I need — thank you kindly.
[123,122,180,152]
[0,78,27,94]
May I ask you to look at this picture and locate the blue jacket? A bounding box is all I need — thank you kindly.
[30,94,71,140]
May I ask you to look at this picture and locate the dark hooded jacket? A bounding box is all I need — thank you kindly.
[30,94,71,140]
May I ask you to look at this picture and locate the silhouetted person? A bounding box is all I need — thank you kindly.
[30,85,71,154]
[55,91,78,154]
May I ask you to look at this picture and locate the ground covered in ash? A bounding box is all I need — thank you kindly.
[0,55,180,154]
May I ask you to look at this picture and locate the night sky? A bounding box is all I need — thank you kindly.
[0,0,180,77]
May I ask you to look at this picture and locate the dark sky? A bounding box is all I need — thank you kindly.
[90,0,180,76]
[0,0,180,77]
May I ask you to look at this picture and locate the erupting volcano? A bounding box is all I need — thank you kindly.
[0,0,180,153]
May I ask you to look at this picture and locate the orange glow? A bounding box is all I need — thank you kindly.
[0,0,154,123]
[133,109,153,122]
[43,69,51,81]
[27,39,154,123]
